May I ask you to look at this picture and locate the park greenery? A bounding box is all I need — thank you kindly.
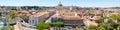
[80,19,120,30]
[0,26,14,30]
[51,22,64,30]
[0,11,16,30]
[36,14,120,30]
[81,14,120,30]
[36,22,50,30]
[9,11,17,25]
[36,22,64,30]
[88,13,95,17]
[9,11,17,19]
[0,11,2,16]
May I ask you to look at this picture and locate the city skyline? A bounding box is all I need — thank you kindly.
[0,0,120,7]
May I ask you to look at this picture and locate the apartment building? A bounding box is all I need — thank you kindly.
[28,10,54,25]
[16,10,32,17]
[104,9,120,17]
[60,11,84,27]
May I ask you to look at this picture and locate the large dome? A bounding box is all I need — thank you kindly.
[58,3,62,6]
[57,1,63,7]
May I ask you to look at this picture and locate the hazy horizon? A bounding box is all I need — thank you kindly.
[0,0,120,7]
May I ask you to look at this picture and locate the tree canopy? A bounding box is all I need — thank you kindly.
[9,11,17,19]
[0,11,2,16]
[86,25,97,30]
[36,22,64,30]
[109,15,120,20]
[84,20,120,30]
[36,22,50,30]
[88,13,95,16]
[51,22,64,26]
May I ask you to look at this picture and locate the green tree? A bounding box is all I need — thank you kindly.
[86,25,97,30]
[99,16,109,23]
[88,13,95,17]
[51,22,64,26]
[51,22,64,30]
[97,26,106,30]
[97,20,118,30]
[9,11,17,19]
[82,16,120,30]
[21,6,41,10]
[84,20,120,30]
[99,16,109,20]
[109,15,120,23]
[9,11,17,24]
[36,22,50,30]
[10,26,14,30]
[0,11,2,16]
[21,16,29,23]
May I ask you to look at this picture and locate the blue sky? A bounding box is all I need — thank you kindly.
[0,0,120,7]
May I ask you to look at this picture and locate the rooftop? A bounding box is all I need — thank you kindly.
[33,11,49,17]
[62,16,81,20]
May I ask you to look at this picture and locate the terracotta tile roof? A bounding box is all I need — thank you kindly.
[33,11,49,17]
[62,16,81,20]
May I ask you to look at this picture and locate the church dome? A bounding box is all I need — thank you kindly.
[57,1,63,7]
[58,3,63,6]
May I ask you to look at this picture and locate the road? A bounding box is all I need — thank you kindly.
[14,17,37,30]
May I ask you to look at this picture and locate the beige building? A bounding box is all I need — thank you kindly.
[28,10,54,25]
[104,9,120,17]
